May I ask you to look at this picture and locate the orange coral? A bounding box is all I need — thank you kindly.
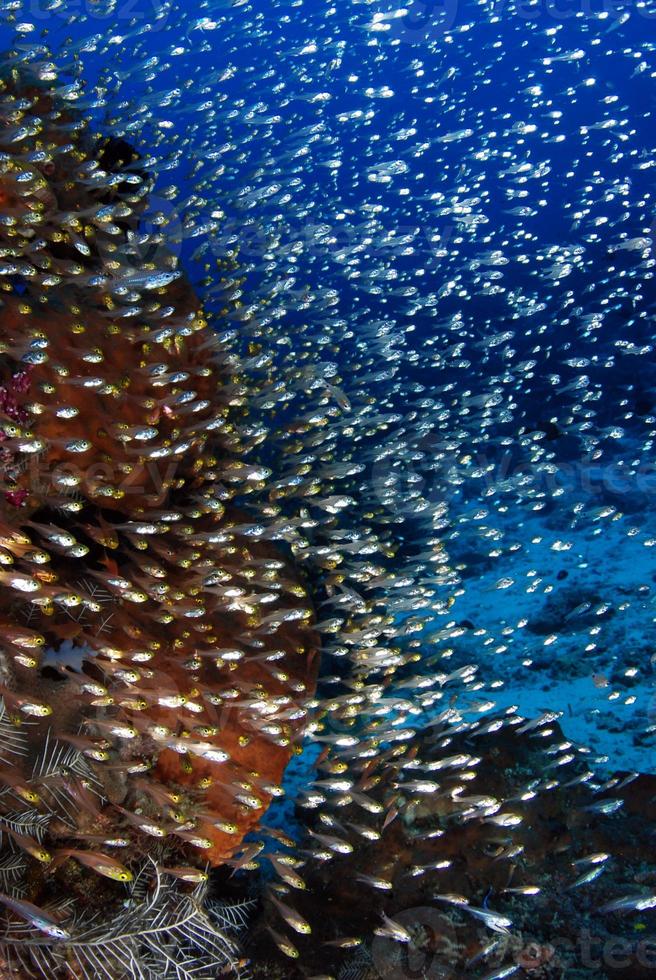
[0,66,318,907]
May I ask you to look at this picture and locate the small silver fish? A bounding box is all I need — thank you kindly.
[374,912,413,944]
[0,892,70,940]
[598,893,656,914]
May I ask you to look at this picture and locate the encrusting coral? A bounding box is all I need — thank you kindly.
[0,63,319,978]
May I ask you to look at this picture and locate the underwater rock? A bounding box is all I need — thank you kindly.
[0,65,320,977]
[526,586,613,637]
[250,717,656,980]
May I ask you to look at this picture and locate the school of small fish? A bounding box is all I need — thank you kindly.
[0,0,654,976]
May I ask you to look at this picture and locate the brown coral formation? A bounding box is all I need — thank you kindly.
[0,61,318,966]
[251,717,656,979]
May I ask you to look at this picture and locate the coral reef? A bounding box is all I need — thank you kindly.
[0,63,320,977]
[250,716,656,979]
[0,52,452,979]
